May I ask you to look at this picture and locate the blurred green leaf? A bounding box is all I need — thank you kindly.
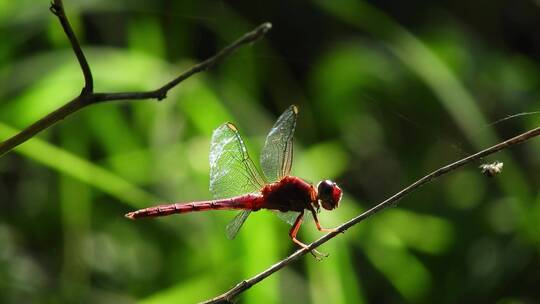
[363,237,431,302]
[242,212,280,304]
[176,75,232,135]
[59,126,91,300]
[139,273,226,304]
[294,141,348,182]
[0,122,159,207]
[128,17,165,58]
[372,209,454,254]
[444,170,485,210]
[309,42,400,133]
[314,0,495,147]
[306,228,365,304]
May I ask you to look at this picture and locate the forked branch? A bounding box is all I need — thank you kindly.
[0,0,272,157]
[202,126,540,304]
[50,0,93,93]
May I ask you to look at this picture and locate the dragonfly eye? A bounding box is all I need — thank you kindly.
[317,180,342,210]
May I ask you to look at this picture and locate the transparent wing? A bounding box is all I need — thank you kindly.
[210,123,266,199]
[273,210,300,226]
[226,210,252,240]
[272,210,315,226]
[260,105,299,182]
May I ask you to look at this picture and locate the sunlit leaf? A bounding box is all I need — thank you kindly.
[306,229,365,304]
[363,237,431,302]
[242,212,280,304]
[0,122,160,207]
[293,141,348,182]
[313,0,494,147]
[139,273,225,304]
[372,209,454,254]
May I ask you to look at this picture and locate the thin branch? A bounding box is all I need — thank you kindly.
[50,0,93,93]
[0,1,272,157]
[0,96,88,157]
[202,126,540,304]
[92,21,272,102]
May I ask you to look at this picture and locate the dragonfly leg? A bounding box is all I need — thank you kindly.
[309,207,338,233]
[289,211,328,260]
[289,211,308,248]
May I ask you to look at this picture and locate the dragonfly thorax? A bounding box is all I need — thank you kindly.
[316,180,342,210]
[260,176,315,212]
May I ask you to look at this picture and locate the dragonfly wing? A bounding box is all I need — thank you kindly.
[273,210,300,226]
[260,105,299,182]
[226,210,252,240]
[210,123,266,199]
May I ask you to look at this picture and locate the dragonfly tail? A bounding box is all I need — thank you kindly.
[125,195,261,219]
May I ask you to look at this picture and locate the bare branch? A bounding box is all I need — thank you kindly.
[93,22,272,102]
[0,96,88,157]
[202,126,540,304]
[50,0,93,93]
[0,1,272,157]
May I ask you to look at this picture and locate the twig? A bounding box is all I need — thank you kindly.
[202,126,540,304]
[0,0,272,157]
[50,0,93,93]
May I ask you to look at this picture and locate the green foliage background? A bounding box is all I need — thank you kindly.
[1,0,540,303]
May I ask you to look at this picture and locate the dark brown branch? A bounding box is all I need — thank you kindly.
[202,126,540,304]
[0,96,88,157]
[0,2,272,157]
[50,0,93,93]
[93,21,272,102]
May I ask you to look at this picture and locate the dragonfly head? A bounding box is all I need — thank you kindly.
[317,180,342,210]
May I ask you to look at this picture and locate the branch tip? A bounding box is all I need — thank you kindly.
[49,2,61,15]
[157,92,167,101]
[259,22,272,33]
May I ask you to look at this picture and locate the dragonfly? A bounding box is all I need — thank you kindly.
[125,105,343,251]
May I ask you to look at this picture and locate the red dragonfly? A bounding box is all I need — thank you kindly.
[125,105,342,250]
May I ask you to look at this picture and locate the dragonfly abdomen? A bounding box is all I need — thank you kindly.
[125,194,262,219]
